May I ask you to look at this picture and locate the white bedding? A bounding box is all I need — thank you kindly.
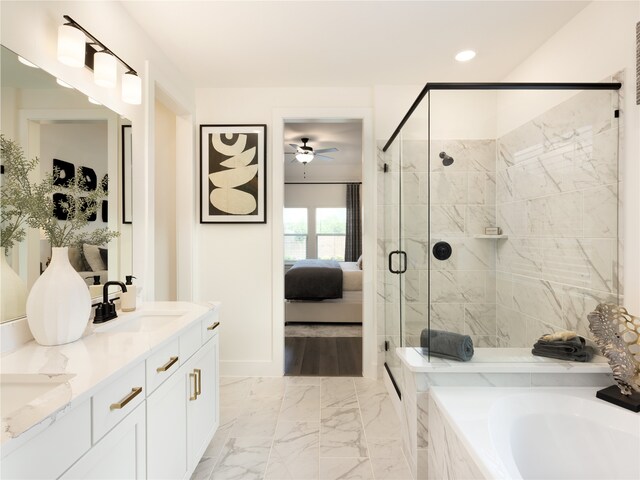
[339,262,362,291]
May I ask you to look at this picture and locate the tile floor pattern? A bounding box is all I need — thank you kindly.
[191,376,412,480]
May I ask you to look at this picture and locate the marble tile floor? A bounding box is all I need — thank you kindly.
[191,376,411,480]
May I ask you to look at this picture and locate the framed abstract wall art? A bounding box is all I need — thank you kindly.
[200,124,267,223]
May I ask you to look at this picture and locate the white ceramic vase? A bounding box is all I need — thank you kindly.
[0,253,27,322]
[26,246,91,346]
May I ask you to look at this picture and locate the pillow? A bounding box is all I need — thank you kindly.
[67,246,86,272]
[356,255,363,270]
[99,247,108,267]
[83,243,106,271]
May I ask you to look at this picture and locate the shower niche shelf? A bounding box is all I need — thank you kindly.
[473,234,509,239]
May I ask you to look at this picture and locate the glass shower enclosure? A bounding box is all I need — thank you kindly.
[380,82,622,390]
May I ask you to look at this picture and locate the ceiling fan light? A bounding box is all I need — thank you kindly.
[57,24,86,68]
[296,152,314,164]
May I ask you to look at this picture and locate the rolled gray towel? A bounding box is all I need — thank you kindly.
[420,329,474,362]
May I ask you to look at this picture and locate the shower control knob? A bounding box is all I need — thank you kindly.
[433,241,452,261]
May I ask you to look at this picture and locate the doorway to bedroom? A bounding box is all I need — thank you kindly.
[283,119,363,376]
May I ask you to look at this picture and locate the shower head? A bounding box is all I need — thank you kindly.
[439,151,454,166]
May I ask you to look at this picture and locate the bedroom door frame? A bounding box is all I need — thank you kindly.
[272,107,376,379]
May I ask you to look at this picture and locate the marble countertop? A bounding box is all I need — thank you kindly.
[1,301,218,455]
[396,347,612,374]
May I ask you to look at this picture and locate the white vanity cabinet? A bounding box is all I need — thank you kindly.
[185,334,219,470]
[147,313,220,478]
[60,402,146,480]
[0,302,220,480]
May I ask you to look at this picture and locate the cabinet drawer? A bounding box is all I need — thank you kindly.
[201,308,220,343]
[92,362,145,443]
[146,338,180,394]
[180,322,201,362]
[1,400,91,479]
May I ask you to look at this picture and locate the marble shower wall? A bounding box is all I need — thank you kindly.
[425,139,498,347]
[495,88,620,346]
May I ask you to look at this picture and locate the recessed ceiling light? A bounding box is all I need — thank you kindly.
[18,56,39,68]
[87,96,101,105]
[455,50,476,62]
[56,78,73,89]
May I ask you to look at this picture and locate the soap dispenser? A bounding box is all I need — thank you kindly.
[121,275,137,312]
[87,275,102,298]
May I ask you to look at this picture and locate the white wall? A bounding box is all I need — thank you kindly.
[154,99,177,301]
[499,0,640,313]
[195,87,372,375]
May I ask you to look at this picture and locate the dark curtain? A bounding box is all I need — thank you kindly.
[345,183,362,262]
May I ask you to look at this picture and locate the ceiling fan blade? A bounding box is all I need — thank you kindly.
[285,152,297,155]
[314,147,338,154]
[315,154,334,160]
[288,143,300,149]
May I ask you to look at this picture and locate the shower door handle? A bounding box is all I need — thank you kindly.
[388,250,408,274]
[398,250,407,274]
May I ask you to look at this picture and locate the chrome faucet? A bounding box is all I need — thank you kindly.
[93,281,128,324]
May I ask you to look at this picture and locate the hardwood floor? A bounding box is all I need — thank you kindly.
[284,337,362,376]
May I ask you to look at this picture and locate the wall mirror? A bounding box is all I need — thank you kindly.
[0,45,133,323]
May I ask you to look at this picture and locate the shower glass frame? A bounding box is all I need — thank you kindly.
[382,82,622,366]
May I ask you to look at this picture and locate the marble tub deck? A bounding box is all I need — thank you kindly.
[191,376,409,480]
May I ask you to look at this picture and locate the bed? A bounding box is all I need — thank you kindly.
[285,259,362,324]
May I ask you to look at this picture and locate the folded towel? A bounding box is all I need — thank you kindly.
[532,335,595,362]
[420,329,474,362]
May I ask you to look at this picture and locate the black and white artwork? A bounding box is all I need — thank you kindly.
[80,197,97,222]
[200,124,266,224]
[52,159,75,186]
[78,166,97,191]
[53,193,70,220]
[102,200,108,222]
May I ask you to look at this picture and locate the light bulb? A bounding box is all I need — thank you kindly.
[121,72,141,105]
[57,24,85,68]
[56,78,73,89]
[94,51,117,88]
[455,50,476,62]
[18,56,38,68]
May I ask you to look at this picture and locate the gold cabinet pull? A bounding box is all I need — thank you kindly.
[156,356,179,373]
[207,322,220,331]
[195,368,202,396]
[110,387,142,411]
[189,372,198,401]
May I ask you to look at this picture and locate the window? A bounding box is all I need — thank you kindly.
[316,208,346,261]
[284,208,307,261]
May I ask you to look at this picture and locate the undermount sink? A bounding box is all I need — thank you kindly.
[95,312,186,333]
[0,374,75,417]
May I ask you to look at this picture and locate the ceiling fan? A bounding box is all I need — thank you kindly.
[285,137,338,164]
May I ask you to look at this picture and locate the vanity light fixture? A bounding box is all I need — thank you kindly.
[121,71,142,105]
[93,50,117,88]
[56,78,73,89]
[18,56,39,68]
[455,50,476,62]
[57,15,142,105]
[57,23,86,67]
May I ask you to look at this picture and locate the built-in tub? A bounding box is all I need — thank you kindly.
[429,387,640,480]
